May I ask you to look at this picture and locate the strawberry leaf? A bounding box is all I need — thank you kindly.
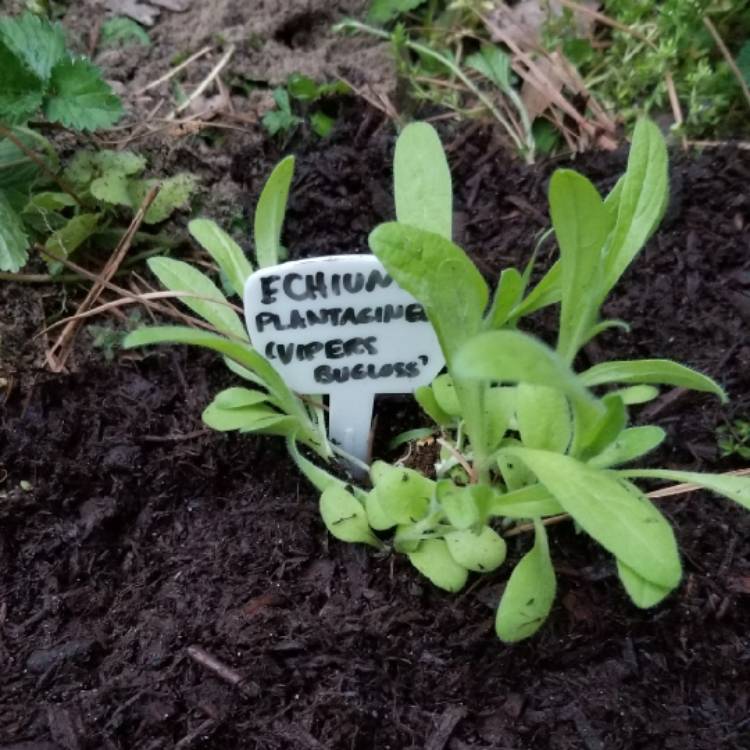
[44,58,123,131]
[0,42,44,124]
[0,192,30,272]
[0,12,67,81]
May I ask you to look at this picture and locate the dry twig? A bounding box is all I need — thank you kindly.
[703,16,750,111]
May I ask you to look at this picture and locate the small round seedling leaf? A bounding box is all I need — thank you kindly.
[371,462,434,525]
[408,538,468,592]
[432,374,461,416]
[496,520,556,642]
[437,480,479,529]
[320,485,380,547]
[365,489,397,531]
[445,525,507,573]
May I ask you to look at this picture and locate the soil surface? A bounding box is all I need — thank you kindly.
[2,103,750,749]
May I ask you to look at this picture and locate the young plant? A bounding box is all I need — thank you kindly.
[124,157,333,461]
[0,11,124,271]
[343,120,749,641]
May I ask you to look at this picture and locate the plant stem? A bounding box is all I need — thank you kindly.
[0,122,83,206]
[334,19,534,162]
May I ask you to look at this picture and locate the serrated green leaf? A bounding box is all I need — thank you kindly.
[617,469,750,512]
[617,559,672,608]
[90,171,132,207]
[100,17,151,48]
[131,174,196,224]
[408,538,468,592]
[0,12,66,81]
[254,156,294,268]
[367,0,428,24]
[147,257,247,340]
[44,57,123,131]
[189,218,253,298]
[44,212,100,270]
[94,150,146,176]
[466,44,511,91]
[0,192,30,272]
[0,42,45,124]
[394,122,452,240]
[445,525,506,572]
[507,448,681,589]
[0,126,57,190]
[310,111,335,137]
[496,520,556,642]
[579,358,726,402]
[320,485,380,547]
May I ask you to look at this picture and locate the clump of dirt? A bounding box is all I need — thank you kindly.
[2,105,750,749]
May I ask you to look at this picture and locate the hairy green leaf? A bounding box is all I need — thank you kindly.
[394,122,452,240]
[495,520,556,642]
[370,461,433,525]
[445,526,506,572]
[589,426,665,469]
[147,257,248,340]
[189,218,253,298]
[212,387,269,409]
[549,169,612,360]
[202,401,286,432]
[254,156,294,268]
[0,127,56,190]
[516,384,571,453]
[511,260,561,320]
[617,559,672,608]
[408,538,468,592]
[90,171,132,206]
[602,118,668,296]
[414,384,453,426]
[367,0,428,25]
[579,359,726,402]
[436,481,481,529]
[507,448,681,589]
[612,384,659,405]
[0,192,30,272]
[320,485,380,547]
[131,174,196,224]
[485,267,524,329]
[369,223,488,360]
[44,58,123,130]
[487,484,563,519]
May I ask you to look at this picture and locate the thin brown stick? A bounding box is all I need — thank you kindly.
[167,45,235,120]
[45,185,160,371]
[664,71,687,150]
[504,468,750,537]
[703,16,750,111]
[0,123,82,205]
[136,45,213,94]
[685,139,750,150]
[554,0,657,50]
[437,438,478,484]
[187,645,243,687]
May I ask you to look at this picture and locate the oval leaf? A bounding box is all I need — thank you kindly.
[254,155,294,268]
[617,559,672,608]
[189,218,253,298]
[320,485,380,547]
[394,122,452,240]
[445,526,507,572]
[408,538,468,592]
[495,520,556,642]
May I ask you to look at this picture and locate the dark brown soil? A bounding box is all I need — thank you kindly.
[2,107,750,750]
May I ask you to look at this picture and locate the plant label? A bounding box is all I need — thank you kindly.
[244,255,444,468]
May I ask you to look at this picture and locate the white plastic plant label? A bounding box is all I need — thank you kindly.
[244,255,444,465]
